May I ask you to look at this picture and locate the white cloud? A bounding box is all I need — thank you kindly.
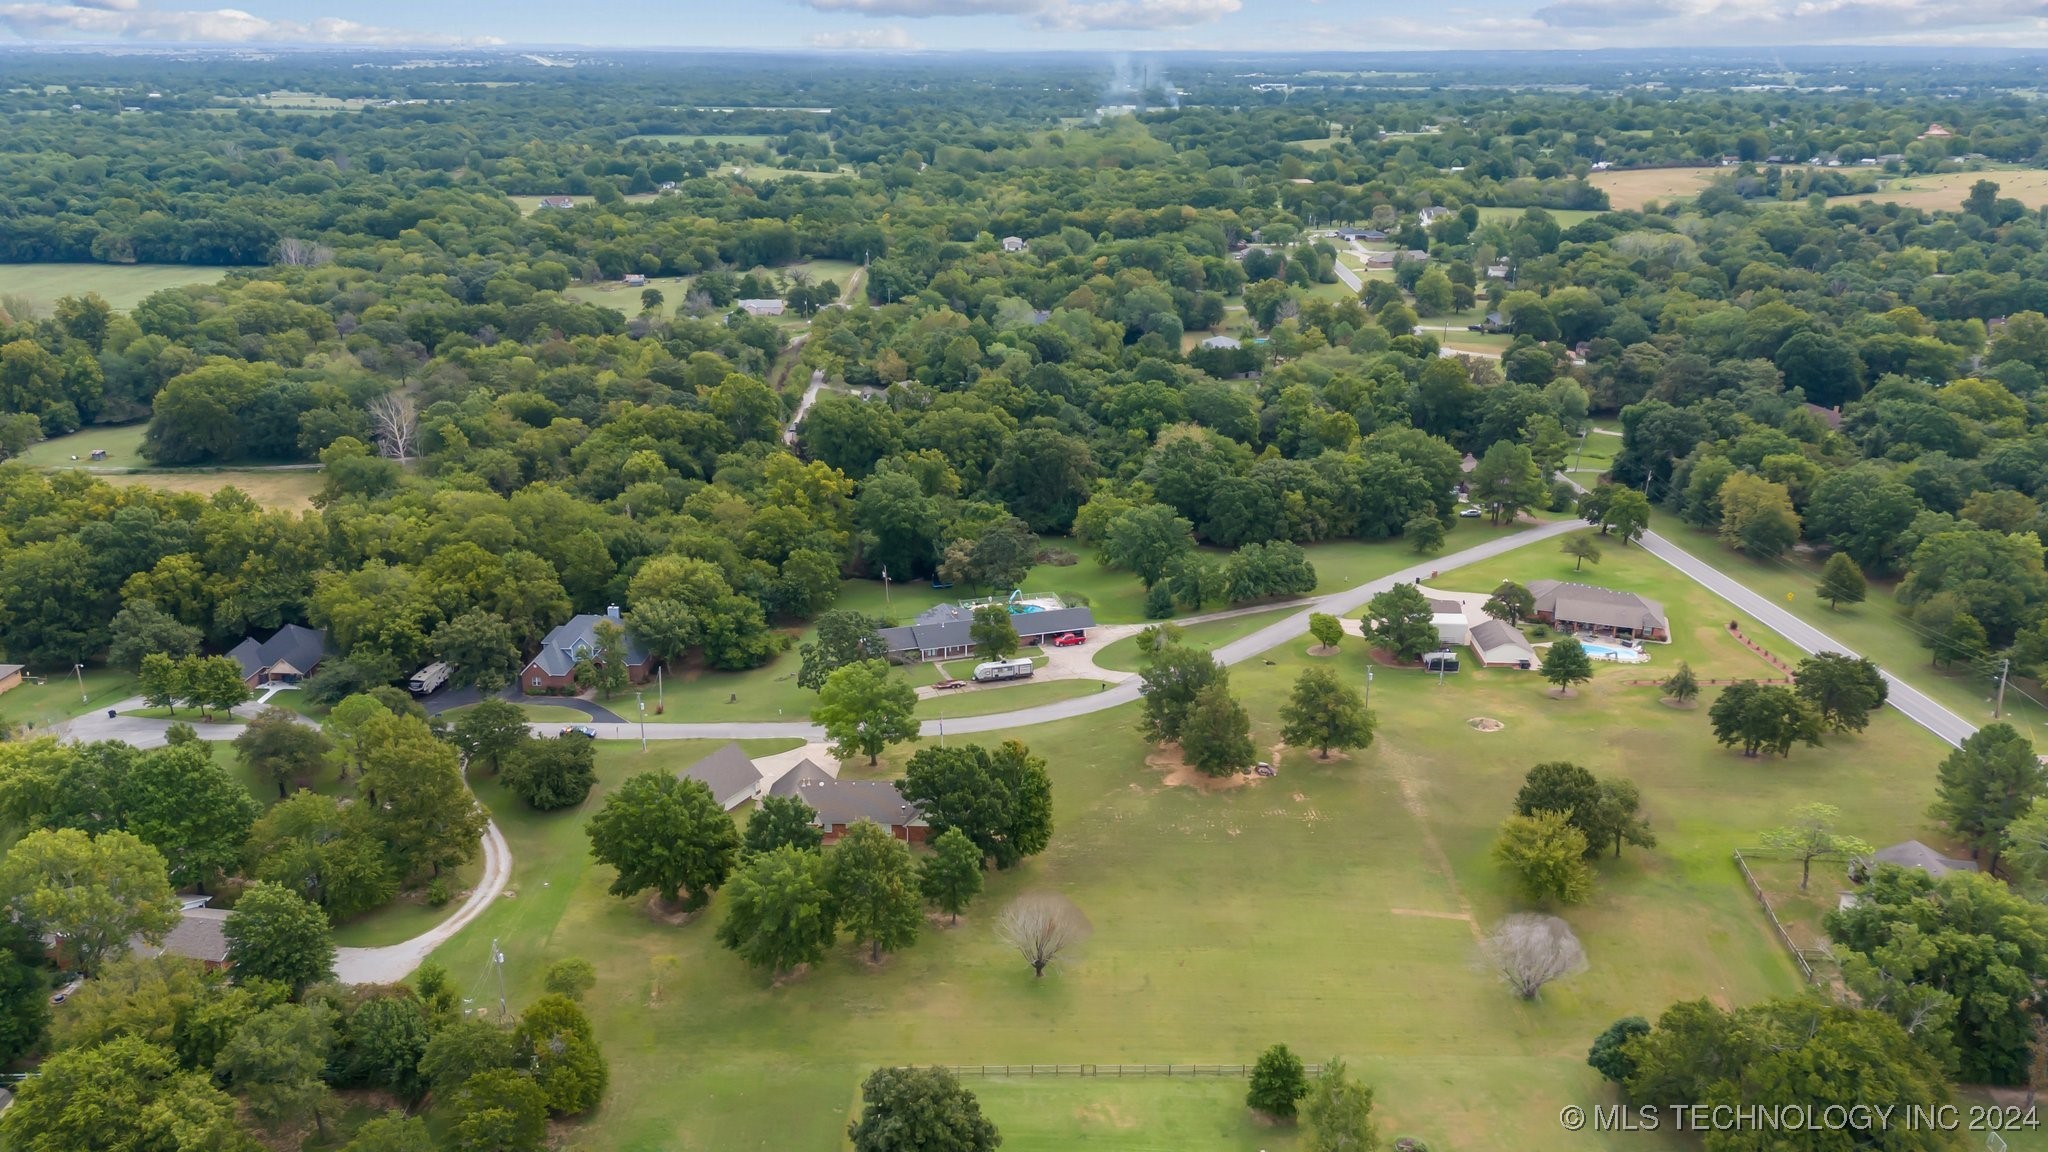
[803,0,1038,15]
[808,24,923,48]
[799,0,1236,29]
[0,2,500,44]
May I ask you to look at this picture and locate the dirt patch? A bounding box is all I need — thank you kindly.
[769,963,813,988]
[1307,644,1339,656]
[1145,744,1259,792]
[1076,1102,1138,1129]
[1659,697,1699,710]
[926,910,968,929]
[644,895,706,926]
[1367,648,1417,668]
[1466,717,1505,732]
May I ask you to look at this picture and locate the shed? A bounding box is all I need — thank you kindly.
[1429,598,1469,646]
[680,742,763,811]
[1468,619,1535,669]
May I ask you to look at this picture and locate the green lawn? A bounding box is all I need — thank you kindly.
[1474,206,1602,227]
[12,423,146,468]
[628,133,775,146]
[564,275,694,315]
[0,668,138,732]
[422,524,1958,1151]
[1304,515,1531,595]
[443,702,592,723]
[1566,428,1621,477]
[0,263,223,314]
[916,678,1105,720]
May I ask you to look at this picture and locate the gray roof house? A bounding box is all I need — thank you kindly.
[768,760,928,843]
[523,608,652,688]
[228,624,330,687]
[1199,335,1242,350]
[877,603,1095,662]
[1870,840,1979,879]
[1526,580,1669,641]
[681,742,764,811]
[133,907,231,967]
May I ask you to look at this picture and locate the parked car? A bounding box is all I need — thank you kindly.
[51,978,83,1005]
[1051,633,1087,647]
[560,724,598,739]
[1458,507,1484,518]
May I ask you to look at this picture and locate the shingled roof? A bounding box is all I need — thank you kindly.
[1526,580,1667,635]
[768,760,926,831]
[680,742,762,810]
[227,624,328,682]
[528,612,649,677]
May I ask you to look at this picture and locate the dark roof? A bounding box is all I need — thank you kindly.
[768,760,926,829]
[1803,402,1844,429]
[1428,598,1465,615]
[1872,840,1978,878]
[228,624,328,681]
[1526,580,1667,634]
[137,908,230,964]
[879,602,1095,654]
[528,613,649,677]
[1469,618,1533,657]
[1011,606,1096,637]
[680,742,761,807]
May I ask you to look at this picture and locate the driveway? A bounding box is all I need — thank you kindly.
[425,686,625,724]
[333,817,512,985]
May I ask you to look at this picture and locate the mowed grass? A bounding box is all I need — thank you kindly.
[1589,167,1717,210]
[915,678,1104,719]
[1829,167,2048,212]
[1473,206,1601,227]
[1,263,222,313]
[628,133,775,146]
[1092,607,1299,673]
[0,668,138,732]
[422,523,1958,1151]
[12,423,145,468]
[565,275,694,314]
[96,469,322,511]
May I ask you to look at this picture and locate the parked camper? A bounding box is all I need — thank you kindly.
[971,657,1036,683]
[1423,651,1461,674]
[408,662,452,695]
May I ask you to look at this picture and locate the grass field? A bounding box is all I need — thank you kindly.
[916,678,1104,719]
[96,469,322,510]
[1090,607,1299,674]
[1589,167,1717,210]
[1,263,222,314]
[564,275,694,314]
[1828,167,2048,212]
[628,133,775,147]
[12,423,145,468]
[1473,206,1601,226]
[0,668,137,733]
[419,524,1964,1152]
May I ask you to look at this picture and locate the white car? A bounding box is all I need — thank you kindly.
[1458,507,1484,518]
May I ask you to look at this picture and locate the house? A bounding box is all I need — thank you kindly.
[1362,251,1396,269]
[228,624,329,688]
[1479,311,1508,333]
[1468,618,1536,669]
[1525,579,1669,642]
[622,273,647,287]
[1200,335,1242,350]
[1865,840,1978,880]
[536,196,576,210]
[133,908,230,969]
[1359,228,1388,241]
[522,608,652,692]
[0,664,21,697]
[737,298,786,318]
[876,602,1096,662]
[1920,123,1953,139]
[1459,452,1479,474]
[1802,402,1843,430]
[1486,262,1511,280]
[1430,598,1470,646]
[1002,236,1028,252]
[769,760,927,843]
[1417,206,1451,227]
[681,742,764,812]
[1401,249,1431,263]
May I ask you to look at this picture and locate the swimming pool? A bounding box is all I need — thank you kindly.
[1581,640,1650,664]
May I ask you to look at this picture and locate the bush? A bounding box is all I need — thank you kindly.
[426,879,451,907]
[1144,583,1175,619]
[1035,548,1078,567]
[503,737,597,811]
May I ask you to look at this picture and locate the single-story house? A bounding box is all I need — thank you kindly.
[1469,618,1536,669]
[622,273,647,287]
[1486,262,1512,280]
[228,624,330,688]
[681,742,763,812]
[0,664,22,697]
[1526,580,1670,642]
[1430,598,1470,646]
[1802,402,1843,430]
[1478,311,1508,333]
[522,608,653,693]
[1362,251,1397,269]
[536,196,576,210]
[1359,228,1388,241]
[1001,236,1028,252]
[133,907,231,969]
[737,298,786,318]
[1868,840,1978,879]
[769,760,928,843]
[1417,206,1451,227]
[878,603,1095,662]
[1920,123,1953,138]
[1200,335,1242,350]
[1013,606,1095,647]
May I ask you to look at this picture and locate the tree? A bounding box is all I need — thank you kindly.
[235,706,333,799]
[716,845,837,976]
[1585,778,1657,860]
[1708,681,1824,758]
[848,1066,1001,1152]
[1559,531,1602,572]
[419,1017,514,1096]
[0,922,48,1068]
[828,820,924,963]
[1916,596,1990,668]
[224,881,335,994]
[0,828,177,974]
[137,651,187,715]
[1483,581,1534,626]
[512,994,607,1115]
[1794,652,1887,733]
[1817,552,1867,610]
[325,693,390,779]
[1599,487,1652,545]
[106,600,201,670]
[969,605,1020,660]
[586,772,741,910]
[1138,641,1226,742]
[1365,583,1437,662]
[813,660,920,766]
[1300,1057,1378,1152]
[1101,503,1196,587]
[122,741,260,890]
[1542,637,1593,695]
[1492,811,1594,904]
[1719,472,1802,559]
[367,392,420,461]
[1280,667,1375,759]
[214,1002,336,1137]
[1404,512,1444,554]
[589,619,631,700]
[0,1034,250,1152]
[183,655,251,721]
[1307,612,1344,652]
[899,741,1053,869]
[1932,723,2045,870]
[987,427,1095,534]
[543,957,597,1001]
[502,736,597,810]
[995,892,1090,978]
[745,794,824,857]
[1483,913,1587,1000]
[358,714,486,881]
[920,827,983,924]
[336,994,434,1103]
[445,1068,549,1152]
[798,611,888,690]
[1661,661,1699,704]
[451,698,528,775]
[341,1112,436,1152]
[1469,439,1546,526]
[1248,1043,1309,1119]
[1761,803,1872,890]
[1513,761,1601,842]
[431,611,521,692]
[1180,681,1255,777]
[1587,1016,1651,1084]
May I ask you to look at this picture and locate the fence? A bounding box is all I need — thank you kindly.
[1620,677,1795,688]
[1727,622,1797,674]
[1732,848,1837,987]
[940,1063,1323,1079]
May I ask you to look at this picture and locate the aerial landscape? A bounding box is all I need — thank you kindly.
[5,2,2048,1150]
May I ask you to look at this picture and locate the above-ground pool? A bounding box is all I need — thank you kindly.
[1580,639,1650,664]
[1009,603,1043,613]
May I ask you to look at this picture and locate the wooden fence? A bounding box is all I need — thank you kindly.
[939,1063,1323,1079]
[1732,848,1839,986]
[1727,622,1796,674]
[1621,677,1795,687]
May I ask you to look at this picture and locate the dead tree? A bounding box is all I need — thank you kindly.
[366,392,419,462]
[1482,913,1586,1000]
[275,238,334,267]
[995,893,1091,979]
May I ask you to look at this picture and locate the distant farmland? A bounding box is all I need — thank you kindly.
[3,263,222,313]
[1589,167,1718,210]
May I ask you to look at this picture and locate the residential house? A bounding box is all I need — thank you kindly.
[1200,335,1242,350]
[622,273,647,287]
[133,908,230,969]
[1802,402,1843,430]
[1478,311,1508,333]
[769,760,927,843]
[522,608,652,692]
[1417,206,1451,227]
[876,603,1095,662]
[1401,249,1431,263]
[1359,228,1388,241]
[0,664,21,697]
[1485,262,1511,280]
[1525,580,1669,642]
[1468,618,1536,669]
[737,298,786,318]
[681,742,763,812]
[1001,236,1028,252]
[1920,123,1953,139]
[1362,251,1396,269]
[228,624,329,688]
[536,196,576,210]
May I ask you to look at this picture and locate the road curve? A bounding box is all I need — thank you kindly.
[334,816,512,985]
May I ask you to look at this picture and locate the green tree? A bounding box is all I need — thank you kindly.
[1248,1042,1309,1118]
[325,693,390,779]
[1138,641,1225,742]
[1817,552,1867,610]
[358,714,486,881]
[1915,595,1990,668]
[0,922,48,1068]
[1559,531,1602,572]
[813,659,920,766]
[969,605,1020,660]
[716,845,837,977]
[744,794,823,857]
[628,598,699,672]
[137,651,187,715]
[451,698,529,775]
[1761,802,1873,891]
[419,1017,514,1096]
[122,741,260,889]
[336,994,434,1103]
[1513,761,1601,844]
[1180,681,1255,777]
[431,610,522,692]
[446,1067,549,1152]
[1932,723,2045,870]
[1404,512,1444,554]
[1484,581,1535,626]
[1599,487,1652,545]
[225,881,336,994]
[214,1002,336,1138]
[1307,612,1344,651]
[183,655,251,721]
[106,600,201,670]
[1542,637,1594,696]
[1300,1057,1378,1152]
[1279,666,1375,759]
[543,957,597,1001]
[1587,1016,1651,1084]
[828,820,924,963]
[848,1066,1001,1152]
[1365,583,1437,662]
[0,828,177,974]
[1708,681,1824,758]
[1469,439,1546,526]
[899,741,1053,869]
[1101,503,1196,587]
[589,619,630,700]
[512,994,607,1115]
[0,1034,251,1152]
[1586,778,1657,860]
[919,827,983,924]
[797,610,888,691]
[586,772,741,910]
[1662,661,1699,703]
[1493,810,1594,904]
[341,1112,435,1152]
[234,705,334,799]
[1793,652,1887,733]
[502,736,597,811]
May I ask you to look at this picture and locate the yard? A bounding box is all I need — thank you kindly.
[421,523,1963,1151]
[0,667,138,733]
[1,263,223,314]
[1588,167,1718,210]
[13,425,323,510]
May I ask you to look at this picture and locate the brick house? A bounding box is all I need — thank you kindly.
[768,760,927,844]
[228,624,330,688]
[522,608,652,693]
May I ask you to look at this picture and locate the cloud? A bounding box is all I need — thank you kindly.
[799,0,1237,28]
[808,24,922,47]
[1530,0,1682,26]
[0,2,499,44]
[803,0,1037,15]
[1524,0,2048,40]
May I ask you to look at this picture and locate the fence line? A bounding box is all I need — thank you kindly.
[936,1063,1324,1079]
[1727,622,1797,674]
[1732,848,1842,987]
[1620,677,1795,687]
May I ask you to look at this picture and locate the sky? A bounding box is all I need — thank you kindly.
[1,0,2047,52]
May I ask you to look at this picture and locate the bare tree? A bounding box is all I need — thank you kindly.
[1481,913,1586,1000]
[275,238,334,267]
[366,392,419,462]
[995,893,1091,979]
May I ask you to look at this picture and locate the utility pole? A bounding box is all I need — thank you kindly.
[1996,658,2011,720]
[1363,667,1374,711]
[73,663,86,704]
[492,938,508,1022]
[637,693,647,752]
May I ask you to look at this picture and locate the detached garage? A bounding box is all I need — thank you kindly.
[1469,619,1536,669]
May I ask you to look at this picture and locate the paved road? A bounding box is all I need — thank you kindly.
[1635,528,1980,749]
[334,819,512,985]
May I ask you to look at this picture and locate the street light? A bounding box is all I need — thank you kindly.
[636,693,646,752]
[73,663,86,704]
[1364,667,1374,711]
